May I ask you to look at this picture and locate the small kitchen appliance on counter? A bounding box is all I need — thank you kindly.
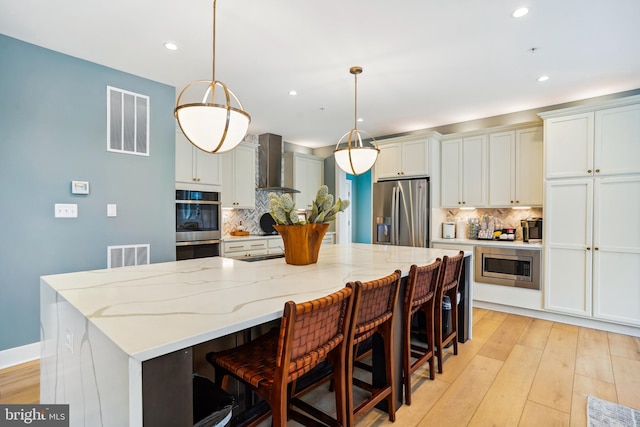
[521,218,543,243]
[442,222,455,239]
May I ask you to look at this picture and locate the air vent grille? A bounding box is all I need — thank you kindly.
[107,86,149,156]
[108,244,150,268]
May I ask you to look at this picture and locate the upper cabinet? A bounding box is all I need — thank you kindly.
[488,127,543,207]
[440,135,487,208]
[542,102,640,179]
[175,132,222,188]
[374,136,431,181]
[221,143,256,209]
[284,152,324,210]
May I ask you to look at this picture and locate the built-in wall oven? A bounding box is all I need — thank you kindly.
[474,246,541,290]
[176,189,221,260]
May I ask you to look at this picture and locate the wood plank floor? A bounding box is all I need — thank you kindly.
[1,308,639,426]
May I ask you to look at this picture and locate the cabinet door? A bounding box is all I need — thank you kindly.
[194,150,222,186]
[221,144,256,208]
[375,143,402,180]
[296,156,323,210]
[461,135,486,207]
[544,179,593,316]
[175,134,195,184]
[592,176,640,326]
[401,139,429,177]
[488,131,515,207]
[545,112,594,179]
[233,145,256,208]
[595,103,640,176]
[515,127,543,206]
[440,139,462,207]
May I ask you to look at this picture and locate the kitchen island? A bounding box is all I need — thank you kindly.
[40,243,470,427]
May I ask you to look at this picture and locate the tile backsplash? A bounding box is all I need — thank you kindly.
[443,207,543,240]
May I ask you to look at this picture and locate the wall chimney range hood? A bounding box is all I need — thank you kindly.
[257,133,300,193]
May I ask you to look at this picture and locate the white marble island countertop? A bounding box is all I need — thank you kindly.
[41,243,467,362]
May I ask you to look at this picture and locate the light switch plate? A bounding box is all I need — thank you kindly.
[107,204,117,217]
[55,204,78,218]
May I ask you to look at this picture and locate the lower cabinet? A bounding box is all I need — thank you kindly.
[223,239,268,259]
[545,176,640,326]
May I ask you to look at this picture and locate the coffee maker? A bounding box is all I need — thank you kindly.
[521,218,543,243]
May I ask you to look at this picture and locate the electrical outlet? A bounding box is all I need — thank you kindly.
[55,204,78,218]
[65,329,73,353]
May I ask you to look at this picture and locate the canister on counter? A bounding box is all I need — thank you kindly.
[456,220,467,240]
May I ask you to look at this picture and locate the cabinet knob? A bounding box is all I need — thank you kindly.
[595,169,600,173]
[510,200,514,204]
[462,201,466,205]
[516,200,520,204]
[595,247,599,251]
[587,169,592,174]
[586,247,591,251]
[458,201,462,205]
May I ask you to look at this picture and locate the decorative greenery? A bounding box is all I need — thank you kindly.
[269,185,350,225]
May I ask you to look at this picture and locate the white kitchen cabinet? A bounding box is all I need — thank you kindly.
[440,135,486,208]
[223,239,268,258]
[375,137,429,180]
[175,132,222,187]
[284,152,324,210]
[321,233,335,245]
[544,175,640,326]
[221,143,256,209]
[267,237,284,255]
[543,102,640,179]
[488,127,542,207]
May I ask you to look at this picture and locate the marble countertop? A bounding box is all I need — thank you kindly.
[41,243,468,362]
[432,238,543,250]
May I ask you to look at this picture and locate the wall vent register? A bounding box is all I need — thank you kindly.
[108,244,150,268]
[107,86,149,156]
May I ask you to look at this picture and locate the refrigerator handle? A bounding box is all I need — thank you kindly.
[391,186,398,245]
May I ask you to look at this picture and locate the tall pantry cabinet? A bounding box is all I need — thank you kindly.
[540,96,640,327]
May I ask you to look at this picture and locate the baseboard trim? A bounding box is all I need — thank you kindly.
[474,301,640,338]
[0,342,40,370]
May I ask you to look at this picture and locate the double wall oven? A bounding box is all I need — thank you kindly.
[176,189,221,260]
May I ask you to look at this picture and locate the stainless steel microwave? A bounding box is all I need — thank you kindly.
[474,246,541,290]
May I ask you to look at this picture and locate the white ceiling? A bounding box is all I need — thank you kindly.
[2,0,640,148]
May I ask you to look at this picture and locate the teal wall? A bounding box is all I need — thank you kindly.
[350,170,372,243]
[0,35,176,352]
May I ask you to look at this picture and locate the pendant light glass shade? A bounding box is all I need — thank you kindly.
[175,0,250,153]
[334,129,379,176]
[334,66,379,176]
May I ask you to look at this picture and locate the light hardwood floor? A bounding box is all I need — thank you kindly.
[1,308,639,426]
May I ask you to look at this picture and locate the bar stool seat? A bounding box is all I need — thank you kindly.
[206,286,354,427]
[402,258,442,405]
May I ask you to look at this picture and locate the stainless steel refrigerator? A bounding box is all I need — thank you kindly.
[372,178,429,247]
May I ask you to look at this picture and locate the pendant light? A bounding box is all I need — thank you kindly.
[174,0,251,153]
[333,66,379,176]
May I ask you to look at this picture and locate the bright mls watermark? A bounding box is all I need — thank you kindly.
[0,405,69,426]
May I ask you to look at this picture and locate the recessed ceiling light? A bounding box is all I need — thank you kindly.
[164,42,178,51]
[288,90,297,96]
[512,7,529,18]
[537,75,550,82]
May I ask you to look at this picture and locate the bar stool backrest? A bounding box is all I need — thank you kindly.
[276,286,354,383]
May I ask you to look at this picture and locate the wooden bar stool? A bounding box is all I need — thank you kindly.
[206,286,354,427]
[402,258,442,405]
[345,270,402,426]
[435,251,465,373]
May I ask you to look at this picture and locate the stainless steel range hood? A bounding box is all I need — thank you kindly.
[257,133,300,193]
